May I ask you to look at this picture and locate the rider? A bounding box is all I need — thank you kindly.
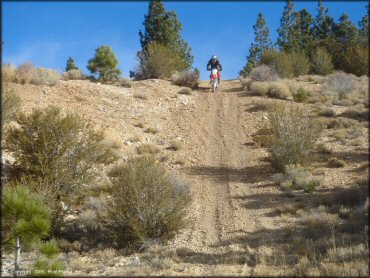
[207,55,222,84]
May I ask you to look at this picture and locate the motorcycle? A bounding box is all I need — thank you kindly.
[210,68,219,92]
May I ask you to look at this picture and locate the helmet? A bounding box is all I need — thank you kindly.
[212,55,217,60]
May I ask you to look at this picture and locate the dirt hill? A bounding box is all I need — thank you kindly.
[2,77,369,276]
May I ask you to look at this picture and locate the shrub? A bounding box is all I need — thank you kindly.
[261,49,293,79]
[133,91,148,100]
[301,206,340,233]
[249,65,279,82]
[322,72,356,99]
[177,87,192,95]
[171,68,200,89]
[65,57,78,72]
[137,143,160,154]
[311,47,334,75]
[87,45,122,83]
[338,104,369,122]
[326,117,361,129]
[278,165,322,192]
[294,88,310,102]
[168,140,183,151]
[31,68,61,86]
[5,106,118,193]
[2,84,21,125]
[133,43,185,80]
[63,69,85,80]
[145,127,158,134]
[328,157,347,168]
[316,105,336,117]
[250,81,270,95]
[116,77,132,88]
[290,52,310,77]
[2,63,16,83]
[102,156,191,249]
[268,81,292,99]
[342,45,368,77]
[15,62,34,84]
[254,104,322,170]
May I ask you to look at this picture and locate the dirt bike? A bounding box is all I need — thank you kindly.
[210,68,219,92]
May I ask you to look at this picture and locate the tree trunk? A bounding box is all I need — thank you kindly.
[14,236,20,277]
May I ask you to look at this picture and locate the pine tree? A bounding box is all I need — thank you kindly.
[290,9,314,54]
[135,0,193,78]
[312,0,334,44]
[240,13,271,76]
[277,0,295,51]
[65,57,78,72]
[358,5,369,47]
[333,14,358,51]
[2,186,51,274]
[87,45,122,82]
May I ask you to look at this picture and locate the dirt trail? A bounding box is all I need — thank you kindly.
[168,80,281,273]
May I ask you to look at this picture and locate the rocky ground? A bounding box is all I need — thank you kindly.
[2,77,369,276]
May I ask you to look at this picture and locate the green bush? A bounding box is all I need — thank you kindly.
[2,84,21,125]
[310,47,334,75]
[5,106,118,194]
[341,45,368,77]
[171,68,200,89]
[102,156,191,249]
[253,104,322,170]
[294,88,310,102]
[133,43,185,80]
[87,45,122,83]
[31,68,61,86]
[290,52,310,77]
[261,49,293,79]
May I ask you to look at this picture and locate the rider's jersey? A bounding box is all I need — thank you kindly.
[207,59,223,71]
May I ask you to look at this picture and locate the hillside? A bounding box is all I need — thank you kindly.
[2,77,369,276]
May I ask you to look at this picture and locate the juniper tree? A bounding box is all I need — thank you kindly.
[65,57,78,72]
[87,45,122,82]
[2,186,51,275]
[240,13,272,76]
[133,0,193,79]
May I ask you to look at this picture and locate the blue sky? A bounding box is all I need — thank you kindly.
[2,1,368,80]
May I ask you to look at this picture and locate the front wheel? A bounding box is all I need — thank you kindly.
[211,79,218,92]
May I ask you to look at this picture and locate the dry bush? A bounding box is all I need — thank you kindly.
[96,248,116,265]
[171,69,200,89]
[116,77,132,88]
[2,84,21,125]
[102,156,191,249]
[31,68,61,86]
[249,65,279,82]
[177,87,192,95]
[133,91,148,100]
[78,209,98,232]
[137,143,160,154]
[63,69,85,80]
[278,165,322,192]
[316,105,336,117]
[168,140,183,151]
[293,88,310,102]
[330,126,363,142]
[134,122,144,128]
[261,49,293,78]
[251,99,273,111]
[2,64,16,83]
[239,77,252,89]
[328,157,347,168]
[322,72,356,99]
[174,159,186,165]
[300,206,340,233]
[128,134,142,143]
[15,62,34,84]
[339,104,369,122]
[310,47,334,75]
[250,82,270,96]
[254,104,322,170]
[145,127,158,134]
[326,117,361,129]
[267,81,292,100]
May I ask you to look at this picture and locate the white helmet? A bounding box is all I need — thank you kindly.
[212,55,217,60]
